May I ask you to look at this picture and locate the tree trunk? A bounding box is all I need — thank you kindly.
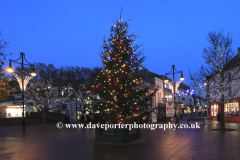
[221,97,225,129]
[220,71,225,129]
[42,106,48,125]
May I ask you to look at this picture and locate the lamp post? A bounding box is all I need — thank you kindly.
[204,80,210,118]
[165,65,185,124]
[5,52,37,132]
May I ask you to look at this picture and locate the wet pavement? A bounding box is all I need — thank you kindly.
[0,117,240,160]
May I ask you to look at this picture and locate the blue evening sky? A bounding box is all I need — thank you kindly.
[1,0,240,88]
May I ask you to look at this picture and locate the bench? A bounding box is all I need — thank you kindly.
[187,118,205,125]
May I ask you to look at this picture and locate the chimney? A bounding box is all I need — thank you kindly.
[238,47,240,59]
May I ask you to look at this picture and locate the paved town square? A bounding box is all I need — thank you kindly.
[1,1,240,160]
[1,118,240,160]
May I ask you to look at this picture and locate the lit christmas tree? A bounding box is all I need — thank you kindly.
[91,16,155,125]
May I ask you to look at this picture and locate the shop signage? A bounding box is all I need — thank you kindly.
[162,98,167,101]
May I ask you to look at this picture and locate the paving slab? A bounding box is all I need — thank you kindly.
[0,117,240,160]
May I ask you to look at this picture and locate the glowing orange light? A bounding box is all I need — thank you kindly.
[5,67,15,73]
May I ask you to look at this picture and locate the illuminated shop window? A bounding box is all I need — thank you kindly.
[211,104,218,116]
[224,102,239,117]
[167,108,173,116]
[6,109,23,117]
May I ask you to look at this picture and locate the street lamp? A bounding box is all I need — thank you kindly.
[164,79,169,83]
[5,52,37,132]
[165,65,185,124]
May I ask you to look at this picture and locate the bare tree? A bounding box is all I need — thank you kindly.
[190,30,240,129]
[25,64,96,123]
[25,63,72,124]
[59,66,97,114]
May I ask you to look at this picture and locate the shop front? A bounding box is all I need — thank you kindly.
[166,103,174,117]
[0,106,25,118]
[180,105,185,115]
[197,106,208,117]
[180,106,191,115]
[0,101,36,118]
[0,107,6,117]
[208,97,240,122]
[165,103,175,122]
[156,103,166,122]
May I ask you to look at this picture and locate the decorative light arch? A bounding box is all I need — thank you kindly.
[13,73,32,91]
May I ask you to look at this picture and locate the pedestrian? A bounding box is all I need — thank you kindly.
[86,114,90,122]
[80,113,84,123]
[84,113,88,127]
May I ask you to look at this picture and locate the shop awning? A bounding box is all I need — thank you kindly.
[180,106,188,109]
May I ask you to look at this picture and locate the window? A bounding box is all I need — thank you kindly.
[15,94,22,100]
[61,91,66,96]
[228,72,231,81]
[62,104,67,110]
[213,90,217,100]
[229,87,232,97]
[211,104,218,116]
[165,92,172,102]
[164,83,172,89]
[157,84,161,89]
[224,102,239,117]
[164,83,168,88]
[213,90,217,95]
[160,93,161,102]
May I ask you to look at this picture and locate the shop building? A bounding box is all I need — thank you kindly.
[0,100,36,118]
[136,69,175,122]
[192,95,208,117]
[208,99,240,122]
[175,82,193,115]
[207,47,240,122]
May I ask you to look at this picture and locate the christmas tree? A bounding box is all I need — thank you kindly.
[91,15,155,125]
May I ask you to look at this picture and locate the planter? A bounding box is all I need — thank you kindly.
[95,128,141,143]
